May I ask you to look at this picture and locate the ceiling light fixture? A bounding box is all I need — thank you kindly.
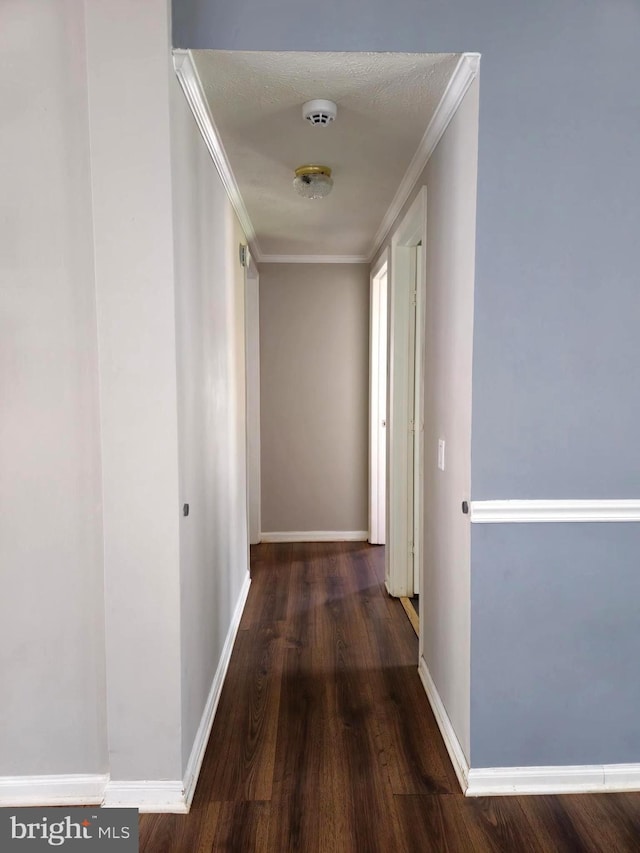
[293,165,334,200]
[302,99,337,126]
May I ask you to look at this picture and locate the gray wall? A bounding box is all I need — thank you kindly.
[173,1,640,768]
[259,264,369,534]
[472,523,640,767]
[0,0,107,777]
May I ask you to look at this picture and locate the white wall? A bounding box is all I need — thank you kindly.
[375,78,479,760]
[169,70,250,771]
[1,0,252,805]
[259,263,369,535]
[0,0,107,776]
[84,0,183,781]
[420,78,478,761]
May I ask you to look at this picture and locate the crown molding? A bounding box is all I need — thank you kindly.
[172,50,263,262]
[259,254,369,265]
[470,499,640,524]
[174,50,480,267]
[368,52,480,261]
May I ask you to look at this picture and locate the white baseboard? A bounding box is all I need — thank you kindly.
[182,571,251,809]
[0,774,109,807]
[417,658,640,796]
[466,763,640,796]
[104,572,252,814]
[417,657,469,793]
[102,780,186,813]
[260,530,369,543]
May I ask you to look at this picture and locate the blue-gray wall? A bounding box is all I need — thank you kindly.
[472,523,640,767]
[172,0,640,767]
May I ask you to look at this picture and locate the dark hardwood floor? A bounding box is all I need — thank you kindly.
[140,542,640,851]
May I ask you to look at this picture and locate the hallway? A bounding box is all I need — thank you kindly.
[140,543,640,851]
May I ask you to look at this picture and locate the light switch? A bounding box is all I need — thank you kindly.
[438,439,445,471]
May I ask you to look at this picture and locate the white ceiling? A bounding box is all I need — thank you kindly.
[191,50,461,261]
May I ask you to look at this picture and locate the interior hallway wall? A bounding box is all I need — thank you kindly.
[85,0,183,781]
[259,264,369,536]
[170,66,250,772]
[372,78,479,760]
[0,0,107,777]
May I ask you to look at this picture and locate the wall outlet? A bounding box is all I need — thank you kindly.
[438,439,446,471]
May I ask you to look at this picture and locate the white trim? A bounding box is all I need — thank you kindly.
[259,254,369,264]
[260,531,368,543]
[172,50,263,263]
[470,499,640,524]
[466,764,640,797]
[103,780,186,814]
[415,664,640,797]
[0,774,109,808]
[182,572,251,809]
[418,658,469,794]
[369,53,480,261]
[369,250,389,546]
[245,264,261,545]
[386,188,427,597]
[173,49,480,269]
[104,573,251,814]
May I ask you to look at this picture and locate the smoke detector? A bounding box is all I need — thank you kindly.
[302,99,337,126]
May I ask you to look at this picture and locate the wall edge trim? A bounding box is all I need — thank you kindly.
[470,499,640,523]
[182,572,252,810]
[0,774,109,807]
[368,52,480,261]
[260,531,369,543]
[172,49,263,262]
[418,657,469,794]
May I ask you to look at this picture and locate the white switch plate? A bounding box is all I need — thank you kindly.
[438,439,445,471]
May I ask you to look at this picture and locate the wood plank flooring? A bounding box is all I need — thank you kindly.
[140,542,640,852]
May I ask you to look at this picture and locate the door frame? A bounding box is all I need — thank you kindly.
[244,255,261,544]
[369,249,389,545]
[386,187,427,598]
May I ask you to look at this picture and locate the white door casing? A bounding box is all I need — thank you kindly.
[386,188,426,599]
[369,251,389,545]
[245,257,261,544]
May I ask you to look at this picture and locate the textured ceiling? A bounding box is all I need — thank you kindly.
[191,51,460,259]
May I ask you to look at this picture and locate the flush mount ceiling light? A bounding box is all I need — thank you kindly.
[302,99,337,126]
[293,165,334,199]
